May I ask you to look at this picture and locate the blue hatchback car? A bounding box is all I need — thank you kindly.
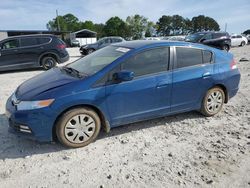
[5,41,240,148]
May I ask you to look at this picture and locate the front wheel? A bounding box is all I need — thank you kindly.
[56,107,101,148]
[200,87,225,117]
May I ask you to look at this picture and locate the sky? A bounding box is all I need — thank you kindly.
[0,0,249,34]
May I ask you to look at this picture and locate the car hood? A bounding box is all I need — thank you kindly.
[15,67,79,100]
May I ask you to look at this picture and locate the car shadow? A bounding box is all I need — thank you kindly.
[0,111,203,160]
[0,67,44,74]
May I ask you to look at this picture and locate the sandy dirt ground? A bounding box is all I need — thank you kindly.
[0,46,249,188]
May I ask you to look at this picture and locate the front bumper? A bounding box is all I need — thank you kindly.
[5,97,56,142]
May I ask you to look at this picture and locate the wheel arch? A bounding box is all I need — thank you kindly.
[211,84,229,103]
[39,52,60,65]
[52,104,110,141]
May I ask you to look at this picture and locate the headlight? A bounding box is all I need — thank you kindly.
[16,99,54,110]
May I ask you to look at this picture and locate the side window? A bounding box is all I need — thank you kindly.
[20,38,38,47]
[203,50,213,64]
[203,34,212,40]
[2,39,19,49]
[176,47,203,68]
[104,38,111,44]
[38,37,51,44]
[236,35,242,38]
[122,47,169,77]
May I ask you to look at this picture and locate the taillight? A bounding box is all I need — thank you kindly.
[230,59,237,70]
[57,44,66,49]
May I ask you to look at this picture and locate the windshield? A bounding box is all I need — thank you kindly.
[67,46,130,75]
[185,33,205,42]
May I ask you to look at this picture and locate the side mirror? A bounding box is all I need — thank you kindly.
[113,71,134,82]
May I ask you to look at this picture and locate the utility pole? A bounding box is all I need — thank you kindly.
[225,23,227,32]
[56,9,60,31]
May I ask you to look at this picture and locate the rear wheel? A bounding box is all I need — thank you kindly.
[56,107,101,148]
[200,87,225,116]
[222,45,229,51]
[41,56,57,70]
[240,41,246,47]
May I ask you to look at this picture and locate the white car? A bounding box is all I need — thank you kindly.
[231,35,248,46]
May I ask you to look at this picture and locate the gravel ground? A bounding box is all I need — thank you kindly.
[0,46,249,188]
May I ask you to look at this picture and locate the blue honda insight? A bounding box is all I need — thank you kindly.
[5,41,241,148]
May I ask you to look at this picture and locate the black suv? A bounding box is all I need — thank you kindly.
[185,32,231,51]
[0,34,69,71]
[79,36,125,55]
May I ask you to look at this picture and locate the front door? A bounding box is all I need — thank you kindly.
[0,39,20,70]
[105,47,172,126]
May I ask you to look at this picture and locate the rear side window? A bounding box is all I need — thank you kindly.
[203,50,213,64]
[2,39,19,49]
[212,33,226,39]
[20,38,38,47]
[176,47,203,68]
[122,47,169,77]
[38,37,51,44]
[112,38,122,43]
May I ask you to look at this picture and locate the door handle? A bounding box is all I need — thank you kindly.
[156,80,170,89]
[202,72,211,78]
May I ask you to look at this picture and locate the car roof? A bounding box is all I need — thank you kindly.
[196,31,228,34]
[2,34,55,41]
[111,40,213,50]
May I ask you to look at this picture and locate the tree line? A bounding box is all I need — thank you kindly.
[47,13,220,39]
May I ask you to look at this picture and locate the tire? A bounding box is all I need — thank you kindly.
[56,107,101,148]
[87,48,95,54]
[41,56,57,70]
[200,87,225,117]
[222,45,229,51]
[240,41,246,47]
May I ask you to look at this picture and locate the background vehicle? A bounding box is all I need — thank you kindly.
[0,34,69,71]
[79,36,125,55]
[230,34,248,47]
[6,41,240,148]
[70,39,80,47]
[185,31,231,51]
[162,35,186,41]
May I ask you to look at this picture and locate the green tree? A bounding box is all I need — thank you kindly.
[80,20,95,31]
[126,14,148,39]
[103,16,130,38]
[192,15,219,32]
[156,15,172,36]
[171,15,186,35]
[94,23,105,38]
[47,13,81,32]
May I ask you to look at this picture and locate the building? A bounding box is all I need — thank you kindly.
[72,29,97,46]
[0,29,97,46]
[0,30,70,41]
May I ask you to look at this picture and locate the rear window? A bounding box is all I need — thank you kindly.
[176,47,203,68]
[20,38,38,47]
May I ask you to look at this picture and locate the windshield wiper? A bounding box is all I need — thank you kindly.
[61,67,88,78]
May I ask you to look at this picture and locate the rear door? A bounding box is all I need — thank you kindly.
[0,39,21,70]
[105,47,172,126]
[19,37,42,66]
[171,47,214,112]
